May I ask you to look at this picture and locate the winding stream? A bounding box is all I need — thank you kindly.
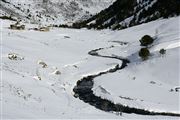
[73,46,180,117]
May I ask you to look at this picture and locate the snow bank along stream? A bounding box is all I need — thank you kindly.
[73,45,180,117]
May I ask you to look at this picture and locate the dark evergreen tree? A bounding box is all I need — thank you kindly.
[140,35,154,46]
[139,48,150,60]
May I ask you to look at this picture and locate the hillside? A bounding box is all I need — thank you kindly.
[1,16,180,119]
[1,0,180,119]
[0,0,115,24]
[72,0,180,30]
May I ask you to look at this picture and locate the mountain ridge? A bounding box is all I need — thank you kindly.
[0,0,115,24]
[72,0,180,30]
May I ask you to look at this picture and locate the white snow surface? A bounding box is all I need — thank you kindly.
[0,16,180,119]
[0,0,115,24]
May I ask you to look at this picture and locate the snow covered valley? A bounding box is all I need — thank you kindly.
[1,16,180,119]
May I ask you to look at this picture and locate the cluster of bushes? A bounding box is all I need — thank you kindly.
[52,22,90,29]
[138,35,166,60]
[0,15,16,21]
[53,24,69,28]
[138,35,154,60]
[9,22,25,30]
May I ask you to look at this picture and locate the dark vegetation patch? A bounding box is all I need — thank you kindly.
[0,16,16,21]
[66,0,180,30]
[140,35,154,46]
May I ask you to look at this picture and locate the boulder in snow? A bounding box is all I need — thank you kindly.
[52,69,61,75]
[37,60,48,68]
[33,76,41,81]
[8,53,24,60]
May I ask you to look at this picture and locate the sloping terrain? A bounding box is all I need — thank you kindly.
[0,0,115,24]
[0,16,180,119]
[73,0,180,30]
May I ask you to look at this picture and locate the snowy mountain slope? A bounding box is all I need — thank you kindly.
[74,0,180,30]
[1,16,180,119]
[92,16,180,113]
[0,0,115,24]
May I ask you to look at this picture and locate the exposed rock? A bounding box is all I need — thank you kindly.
[8,53,24,60]
[9,22,25,30]
[37,60,48,68]
[52,69,61,75]
[33,76,41,81]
